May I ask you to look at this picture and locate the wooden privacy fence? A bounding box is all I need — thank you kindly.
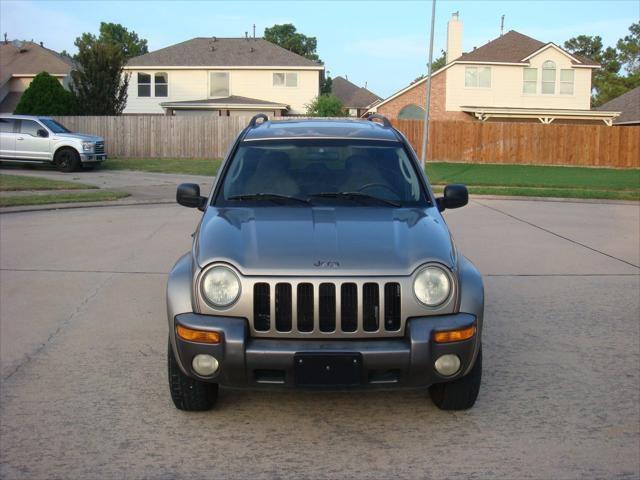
[53,116,640,168]
[53,115,249,159]
[392,119,640,168]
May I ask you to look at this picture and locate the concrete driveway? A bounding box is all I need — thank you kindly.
[0,166,214,204]
[0,198,638,479]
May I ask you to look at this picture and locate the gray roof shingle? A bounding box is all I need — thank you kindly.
[0,41,74,85]
[595,87,640,124]
[455,30,599,66]
[331,76,381,109]
[126,37,323,68]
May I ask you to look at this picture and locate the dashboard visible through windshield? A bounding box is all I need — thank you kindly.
[216,139,429,207]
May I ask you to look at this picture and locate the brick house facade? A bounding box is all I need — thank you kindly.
[374,70,469,121]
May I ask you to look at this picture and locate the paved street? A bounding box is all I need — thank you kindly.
[0,198,638,479]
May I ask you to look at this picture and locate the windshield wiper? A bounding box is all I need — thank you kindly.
[228,193,310,205]
[310,192,401,207]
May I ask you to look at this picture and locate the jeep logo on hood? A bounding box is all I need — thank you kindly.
[314,260,340,268]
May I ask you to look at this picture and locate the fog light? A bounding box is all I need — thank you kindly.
[192,354,219,376]
[434,354,461,376]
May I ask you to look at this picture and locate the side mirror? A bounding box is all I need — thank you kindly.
[177,183,206,211]
[37,129,49,138]
[437,184,468,212]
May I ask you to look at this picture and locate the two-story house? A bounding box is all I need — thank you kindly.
[0,39,74,113]
[370,13,620,125]
[123,37,324,116]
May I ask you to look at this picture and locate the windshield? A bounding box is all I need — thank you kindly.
[39,119,71,134]
[216,139,428,207]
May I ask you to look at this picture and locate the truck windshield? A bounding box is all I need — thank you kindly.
[217,139,429,207]
[39,119,71,133]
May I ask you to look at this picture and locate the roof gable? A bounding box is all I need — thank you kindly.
[0,41,74,85]
[331,76,381,108]
[126,37,323,68]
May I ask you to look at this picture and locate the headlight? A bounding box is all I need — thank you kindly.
[200,265,241,307]
[413,265,451,306]
[82,142,95,152]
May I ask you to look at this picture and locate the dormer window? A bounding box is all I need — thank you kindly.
[541,61,556,94]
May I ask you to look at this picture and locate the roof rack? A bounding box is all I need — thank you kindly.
[367,113,392,128]
[249,113,268,127]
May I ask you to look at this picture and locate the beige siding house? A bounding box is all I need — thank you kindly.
[371,14,620,125]
[0,40,74,113]
[123,37,324,116]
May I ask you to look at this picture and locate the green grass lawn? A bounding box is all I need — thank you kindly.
[104,158,221,176]
[0,174,97,191]
[425,162,640,191]
[0,190,130,207]
[426,163,639,201]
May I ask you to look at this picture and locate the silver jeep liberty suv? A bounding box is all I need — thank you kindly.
[167,114,484,411]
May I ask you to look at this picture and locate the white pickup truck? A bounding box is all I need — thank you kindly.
[0,114,106,172]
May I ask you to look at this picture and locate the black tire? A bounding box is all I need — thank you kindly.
[54,148,80,173]
[168,340,218,411]
[429,346,482,411]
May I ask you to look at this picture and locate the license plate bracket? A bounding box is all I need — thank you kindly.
[294,353,363,387]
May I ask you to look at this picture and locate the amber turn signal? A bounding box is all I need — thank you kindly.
[433,325,476,343]
[176,325,221,344]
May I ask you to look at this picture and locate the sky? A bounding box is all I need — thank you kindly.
[1,0,638,97]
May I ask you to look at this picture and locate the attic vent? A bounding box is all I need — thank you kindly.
[211,36,216,42]
[250,47,255,52]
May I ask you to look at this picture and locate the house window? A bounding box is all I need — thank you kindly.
[542,61,556,94]
[398,104,425,120]
[523,68,537,94]
[209,72,229,97]
[138,73,151,97]
[560,69,574,95]
[273,72,298,87]
[348,108,358,117]
[155,72,168,97]
[465,67,491,88]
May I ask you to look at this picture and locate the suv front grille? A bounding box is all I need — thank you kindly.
[94,141,105,154]
[252,281,401,336]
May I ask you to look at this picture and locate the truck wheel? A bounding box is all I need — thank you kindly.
[54,148,80,173]
[168,340,218,411]
[429,346,482,411]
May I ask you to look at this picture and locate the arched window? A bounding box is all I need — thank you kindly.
[542,61,556,94]
[398,104,425,120]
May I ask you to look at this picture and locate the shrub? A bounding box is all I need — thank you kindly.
[14,72,74,115]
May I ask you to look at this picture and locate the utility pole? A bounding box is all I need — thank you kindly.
[420,0,437,167]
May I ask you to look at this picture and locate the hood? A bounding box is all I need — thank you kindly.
[53,133,103,142]
[196,206,456,276]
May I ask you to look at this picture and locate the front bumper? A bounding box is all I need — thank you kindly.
[172,312,480,388]
[79,153,107,163]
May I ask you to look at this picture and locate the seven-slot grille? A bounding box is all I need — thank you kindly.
[252,281,401,336]
[94,141,105,154]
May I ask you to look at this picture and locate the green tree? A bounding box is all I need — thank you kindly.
[14,72,74,115]
[320,75,332,95]
[70,39,129,115]
[617,22,639,74]
[412,50,446,84]
[305,94,345,117]
[564,24,640,106]
[264,24,321,62]
[97,22,148,59]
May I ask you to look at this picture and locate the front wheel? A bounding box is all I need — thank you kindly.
[54,148,80,173]
[168,340,218,411]
[429,346,482,410]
